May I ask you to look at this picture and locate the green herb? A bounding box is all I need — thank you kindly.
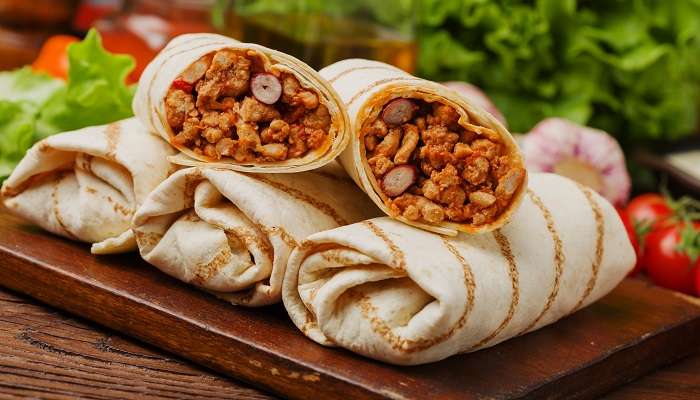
[0,29,135,182]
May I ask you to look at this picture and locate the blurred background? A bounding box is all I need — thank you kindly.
[3,1,699,132]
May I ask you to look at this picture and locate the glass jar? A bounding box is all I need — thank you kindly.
[213,0,417,73]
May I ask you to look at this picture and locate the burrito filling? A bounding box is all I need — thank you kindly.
[363,98,525,226]
[165,49,331,162]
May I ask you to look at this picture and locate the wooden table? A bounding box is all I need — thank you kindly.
[1,286,698,399]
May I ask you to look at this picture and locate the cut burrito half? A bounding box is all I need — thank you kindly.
[133,33,350,173]
[1,118,175,254]
[132,163,379,306]
[283,173,635,365]
[320,59,527,236]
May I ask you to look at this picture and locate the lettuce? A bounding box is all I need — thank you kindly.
[37,29,135,138]
[0,29,135,182]
[413,0,700,141]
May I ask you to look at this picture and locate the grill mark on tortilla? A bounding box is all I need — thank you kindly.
[51,172,78,240]
[227,227,274,266]
[326,65,404,84]
[356,240,477,354]
[572,185,605,312]
[466,229,519,351]
[134,230,163,250]
[249,175,347,226]
[103,195,133,217]
[517,189,564,335]
[75,154,93,173]
[262,226,298,248]
[347,76,423,107]
[362,220,406,271]
[105,122,121,160]
[192,246,232,287]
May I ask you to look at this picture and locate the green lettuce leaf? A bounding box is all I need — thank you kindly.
[0,29,135,182]
[37,29,135,138]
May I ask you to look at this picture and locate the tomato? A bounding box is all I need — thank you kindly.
[172,79,193,93]
[32,35,79,80]
[625,193,673,231]
[643,222,700,295]
[616,207,643,275]
[696,267,700,296]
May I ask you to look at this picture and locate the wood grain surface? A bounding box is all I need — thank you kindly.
[1,212,700,400]
[0,288,274,400]
[2,287,699,399]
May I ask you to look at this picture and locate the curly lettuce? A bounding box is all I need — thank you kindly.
[0,29,135,182]
[415,0,700,141]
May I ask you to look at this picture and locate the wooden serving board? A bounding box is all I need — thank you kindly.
[1,212,700,400]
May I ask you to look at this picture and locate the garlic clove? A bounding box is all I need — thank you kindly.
[522,118,631,206]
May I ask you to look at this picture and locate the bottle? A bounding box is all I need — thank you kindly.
[214,0,417,73]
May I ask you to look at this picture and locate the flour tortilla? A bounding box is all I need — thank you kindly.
[319,59,527,236]
[132,163,379,306]
[1,118,175,254]
[282,173,635,365]
[133,33,350,173]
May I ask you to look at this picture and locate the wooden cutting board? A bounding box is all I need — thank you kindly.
[1,212,699,400]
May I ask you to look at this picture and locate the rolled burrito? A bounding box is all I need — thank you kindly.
[320,59,527,236]
[133,33,350,173]
[0,118,175,254]
[283,173,635,365]
[132,164,379,306]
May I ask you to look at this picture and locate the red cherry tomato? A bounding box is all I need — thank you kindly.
[696,267,700,296]
[616,207,642,275]
[172,79,193,93]
[32,35,79,80]
[626,193,673,231]
[643,222,700,295]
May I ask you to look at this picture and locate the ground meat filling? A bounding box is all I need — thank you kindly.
[164,49,332,162]
[363,98,525,226]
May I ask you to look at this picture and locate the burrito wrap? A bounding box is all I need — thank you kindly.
[320,59,527,236]
[282,173,635,365]
[132,164,379,306]
[134,33,350,173]
[1,118,174,254]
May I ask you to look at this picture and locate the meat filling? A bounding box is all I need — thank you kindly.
[364,98,525,226]
[164,49,332,162]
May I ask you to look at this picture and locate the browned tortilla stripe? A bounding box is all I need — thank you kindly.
[192,247,232,286]
[362,220,406,271]
[517,190,564,335]
[357,239,475,353]
[105,122,121,160]
[51,172,78,240]
[572,185,605,312]
[465,229,519,351]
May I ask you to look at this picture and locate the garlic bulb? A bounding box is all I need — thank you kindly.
[442,81,508,128]
[522,118,631,206]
